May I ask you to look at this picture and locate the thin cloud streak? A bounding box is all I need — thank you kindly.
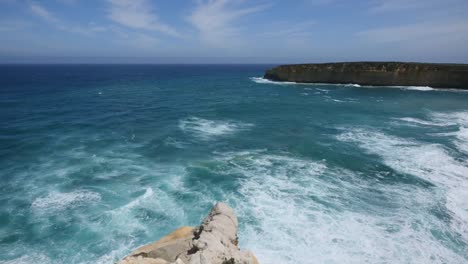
[30,2,59,23]
[107,0,181,37]
[188,0,269,47]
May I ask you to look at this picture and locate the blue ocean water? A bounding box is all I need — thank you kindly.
[0,65,467,264]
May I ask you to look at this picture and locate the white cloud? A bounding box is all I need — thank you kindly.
[107,0,180,37]
[30,2,59,23]
[188,0,268,47]
[28,2,109,36]
[358,20,468,43]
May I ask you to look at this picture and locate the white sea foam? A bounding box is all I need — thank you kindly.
[331,99,345,103]
[179,117,252,140]
[250,77,468,92]
[453,126,468,154]
[0,253,52,264]
[345,83,361,87]
[31,190,101,213]
[389,85,468,92]
[104,187,156,234]
[401,86,434,91]
[430,111,468,127]
[316,88,329,92]
[164,137,187,149]
[100,167,190,235]
[437,126,468,154]
[429,111,468,153]
[398,86,468,92]
[213,151,467,264]
[396,111,468,154]
[337,128,468,240]
[395,117,447,127]
[249,77,299,85]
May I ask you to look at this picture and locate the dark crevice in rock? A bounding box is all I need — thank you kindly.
[193,225,203,240]
[187,245,199,255]
[131,252,148,258]
[222,258,236,264]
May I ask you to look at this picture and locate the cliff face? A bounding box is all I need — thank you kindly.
[264,62,468,89]
[118,203,258,264]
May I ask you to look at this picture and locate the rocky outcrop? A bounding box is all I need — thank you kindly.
[264,62,468,89]
[118,203,258,264]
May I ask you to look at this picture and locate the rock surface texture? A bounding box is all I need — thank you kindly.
[264,62,468,89]
[118,203,258,264]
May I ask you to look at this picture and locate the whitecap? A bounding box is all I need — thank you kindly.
[101,174,190,236]
[0,253,52,264]
[395,117,447,127]
[395,111,468,155]
[344,83,361,87]
[337,128,468,240]
[331,99,345,103]
[429,111,468,153]
[453,126,468,153]
[316,88,330,93]
[430,111,468,127]
[437,126,468,154]
[249,77,299,85]
[179,117,252,140]
[401,86,434,91]
[31,190,101,213]
[213,151,467,264]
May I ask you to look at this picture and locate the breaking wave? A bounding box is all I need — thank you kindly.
[337,128,468,241]
[31,190,101,213]
[249,77,299,85]
[179,117,253,140]
[210,150,467,264]
[397,111,468,154]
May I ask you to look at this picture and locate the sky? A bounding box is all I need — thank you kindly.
[1,0,468,64]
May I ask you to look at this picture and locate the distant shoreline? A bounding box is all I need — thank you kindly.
[264,62,468,89]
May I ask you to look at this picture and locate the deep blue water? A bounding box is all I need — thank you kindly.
[0,65,467,264]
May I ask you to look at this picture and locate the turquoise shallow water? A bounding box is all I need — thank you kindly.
[0,65,467,263]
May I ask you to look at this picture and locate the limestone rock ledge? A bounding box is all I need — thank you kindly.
[264,62,468,89]
[118,203,258,264]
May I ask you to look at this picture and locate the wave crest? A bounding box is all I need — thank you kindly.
[179,117,252,140]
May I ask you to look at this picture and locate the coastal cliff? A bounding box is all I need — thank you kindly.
[118,203,258,264]
[264,62,468,89]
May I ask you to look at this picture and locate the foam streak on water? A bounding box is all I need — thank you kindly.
[179,117,253,140]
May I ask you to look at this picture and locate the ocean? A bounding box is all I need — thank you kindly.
[0,65,467,263]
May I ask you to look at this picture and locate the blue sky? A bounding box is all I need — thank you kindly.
[1,0,468,63]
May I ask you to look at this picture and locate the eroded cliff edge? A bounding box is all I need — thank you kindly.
[264,62,468,89]
[118,203,258,264]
